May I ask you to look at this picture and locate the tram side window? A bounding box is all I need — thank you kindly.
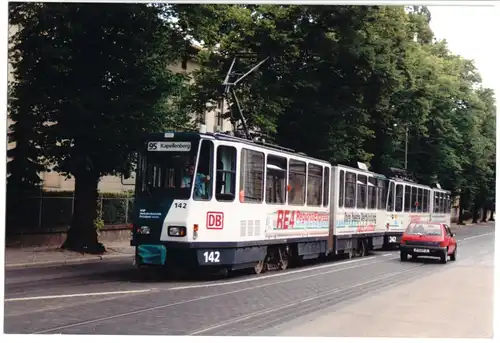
[446,194,451,213]
[395,184,403,212]
[387,182,395,212]
[289,159,306,206]
[323,167,330,207]
[416,188,422,212]
[404,185,411,212]
[411,187,419,212]
[216,145,237,202]
[193,140,214,201]
[344,172,356,208]
[356,174,367,209]
[422,189,429,212]
[266,154,287,205]
[433,193,437,213]
[368,177,377,209]
[434,192,441,213]
[239,148,264,203]
[307,163,323,207]
[377,180,386,210]
[338,170,345,207]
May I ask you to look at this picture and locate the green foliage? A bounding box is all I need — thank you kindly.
[187,4,496,211]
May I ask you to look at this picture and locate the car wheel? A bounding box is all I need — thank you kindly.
[400,252,408,262]
[440,248,448,264]
[450,246,457,261]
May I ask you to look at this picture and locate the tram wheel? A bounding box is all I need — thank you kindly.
[358,240,367,257]
[347,249,354,259]
[279,248,289,271]
[253,260,266,275]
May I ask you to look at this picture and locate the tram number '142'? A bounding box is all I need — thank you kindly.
[203,251,220,263]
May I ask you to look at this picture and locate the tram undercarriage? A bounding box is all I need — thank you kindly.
[134,234,385,278]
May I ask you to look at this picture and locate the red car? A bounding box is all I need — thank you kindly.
[399,222,457,264]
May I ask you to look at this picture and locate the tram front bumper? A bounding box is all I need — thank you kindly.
[136,244,167,266]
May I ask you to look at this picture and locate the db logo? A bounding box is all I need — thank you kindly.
[206,212,224,230]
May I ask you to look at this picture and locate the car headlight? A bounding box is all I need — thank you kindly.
[168,226,186,237]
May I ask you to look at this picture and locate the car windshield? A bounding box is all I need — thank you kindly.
[406,223,442,236]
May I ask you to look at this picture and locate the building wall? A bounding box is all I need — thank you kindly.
[7,24,233,194]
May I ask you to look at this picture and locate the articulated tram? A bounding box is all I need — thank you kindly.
[130,131,451,274]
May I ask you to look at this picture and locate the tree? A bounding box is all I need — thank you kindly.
[7,3,48,229]
[9,2,189,253]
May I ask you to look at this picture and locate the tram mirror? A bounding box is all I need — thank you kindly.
[121,171,135,186]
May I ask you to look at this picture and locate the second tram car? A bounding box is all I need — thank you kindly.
[382,169,452,249]
[130,131,452,274]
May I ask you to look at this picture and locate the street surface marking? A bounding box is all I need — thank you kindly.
[5,289,152,302]
[167,256,378,291]
[32,258,395,334]
[459,232,494,242]
[382,253,393,257]
[188,265,422,335]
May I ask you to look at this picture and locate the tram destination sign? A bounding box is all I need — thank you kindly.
[147,141,192,152]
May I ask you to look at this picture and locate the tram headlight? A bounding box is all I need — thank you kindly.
[138,226,151,235]
[168,226,186,237]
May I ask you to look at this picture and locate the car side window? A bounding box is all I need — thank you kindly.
[444,225,452,236]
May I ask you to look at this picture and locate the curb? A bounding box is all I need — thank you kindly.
[452,222,495,229]
[5,253,134,269]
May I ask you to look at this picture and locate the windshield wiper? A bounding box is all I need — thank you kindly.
[145,182,153,197]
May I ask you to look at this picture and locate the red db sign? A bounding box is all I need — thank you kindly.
[206,212,224,230]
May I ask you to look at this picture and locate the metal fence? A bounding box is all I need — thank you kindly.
[7,195,134,233]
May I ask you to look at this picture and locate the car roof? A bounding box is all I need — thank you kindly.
[409,221,443,225]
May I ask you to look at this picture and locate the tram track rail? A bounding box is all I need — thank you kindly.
[29,256,435,335]
[189,262,437,336]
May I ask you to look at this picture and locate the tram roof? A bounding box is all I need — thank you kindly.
[142,131,331,164]
[333,163,388,180]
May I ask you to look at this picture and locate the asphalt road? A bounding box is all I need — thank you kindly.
[4,223,495,335]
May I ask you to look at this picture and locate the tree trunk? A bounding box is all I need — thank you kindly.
[62,170,105,254]
[481,206,488,222]
[489,202,495,221]
[458,201,465,225]
[472,203,480,224]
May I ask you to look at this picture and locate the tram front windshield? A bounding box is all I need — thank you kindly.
[137,142,199,200]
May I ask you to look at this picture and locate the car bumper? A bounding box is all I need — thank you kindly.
[400,244,446,256]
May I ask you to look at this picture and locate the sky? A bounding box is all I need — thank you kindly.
[427,5,499,93]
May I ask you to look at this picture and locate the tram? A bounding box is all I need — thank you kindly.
[129,131,452,274]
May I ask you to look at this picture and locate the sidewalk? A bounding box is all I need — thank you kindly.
[273,257,494,338]
[4,241,134,268]
[451,219,494,229]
